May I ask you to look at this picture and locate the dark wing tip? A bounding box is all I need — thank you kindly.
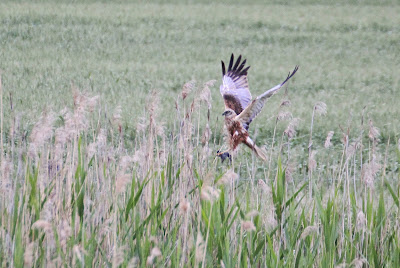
[225,54,250,78]
[236,59,247,73]
[280,65,299,86]
[239,65,250,76]
[233,55,242,70]
[228,54,234,72]
[221,61,226,76]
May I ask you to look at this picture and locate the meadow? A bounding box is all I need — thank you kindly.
[0,1,400,267]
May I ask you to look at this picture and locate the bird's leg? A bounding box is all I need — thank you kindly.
[216,150,228,156]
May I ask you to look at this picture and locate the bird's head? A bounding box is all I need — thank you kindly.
[222,109,236,119]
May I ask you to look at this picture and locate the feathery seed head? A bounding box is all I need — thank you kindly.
[324,131,334,148]
[351,258,366,268]
[246,210,259,219]
[116,173,131,194]
[127,257,139,268]
[28,110,56,157]
[199,80,215,109]
[32,220,52,232]
[280,99,291,107]
[300,225,319,239]
[179,198,191,214]
[242,220,256,231]
[195,233,205,262]
[181,80,195,100]
[308,151,317,171]
[362,156,380,188]
[258,179,271,195]
[314,102,327,116]
[201,123,211,145]
[112,105,122,128]
[284,118,300,139]
[368,119,380,142]
[218,169,238,185]
[356,211,366,231]
[200,186,220,202]
[24,243,35,267]
[346,140,362,158]
[277,111,292,122]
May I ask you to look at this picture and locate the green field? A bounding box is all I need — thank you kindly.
[1,1,400,137]
[1,1,400,267]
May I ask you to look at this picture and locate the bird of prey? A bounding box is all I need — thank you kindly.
[217,54,298,161]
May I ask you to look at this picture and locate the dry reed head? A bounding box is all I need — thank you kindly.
[147,90,160,123]
[181,80,195,100]
[112,105,123,129]
[241,220,256,232]
[245,210,259,219]
[314,102,327,116]
[284,118,300,139]
[277,111,292,122]
[113,246,128,267]
[28,110,55,157]
[72,85,98,112]
[346,139,362,158]
[201,123,211,145]
[136,116,147,132]
[200,186,221,202]
[368,119,380,142]
[195,233,205,262]
[116,173,131,194]
[258,179,271,195]
[24,242,35,267]
[32,220,52,232]
[324,131,334,148]
[58,219,72,248]
[300,225,318,239]
[351,258,366,268]
[63,89,99,140]
[73,245,87,263]
[356,211,366,232]
[217,169,238,186]
[362,155,381,188]
[127,257,139,268]
[179,197,191,214]
[199,80,215,109]
[308,151,317,171]
[280,99,291,107]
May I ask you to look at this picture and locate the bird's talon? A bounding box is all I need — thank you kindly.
[216,151,232,163]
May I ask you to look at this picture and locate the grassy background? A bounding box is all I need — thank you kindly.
[1,1,399,142]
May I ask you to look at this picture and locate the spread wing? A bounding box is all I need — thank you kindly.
[236,65,299,130]
[220,54,252,115]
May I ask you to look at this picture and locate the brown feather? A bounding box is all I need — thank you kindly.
[223,94,243,115]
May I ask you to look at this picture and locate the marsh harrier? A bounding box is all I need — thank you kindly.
[217,54,298,161]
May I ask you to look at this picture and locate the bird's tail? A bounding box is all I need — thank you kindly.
[245,137,268,162]
[252,145,268,162]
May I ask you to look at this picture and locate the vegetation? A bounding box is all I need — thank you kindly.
[0,1,399,267]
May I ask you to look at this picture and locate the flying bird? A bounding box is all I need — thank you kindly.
[217,54,298,161]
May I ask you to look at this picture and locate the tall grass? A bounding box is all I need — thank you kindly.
[0,75,399,267]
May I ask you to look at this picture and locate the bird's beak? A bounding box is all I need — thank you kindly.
[222,111,227,116]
